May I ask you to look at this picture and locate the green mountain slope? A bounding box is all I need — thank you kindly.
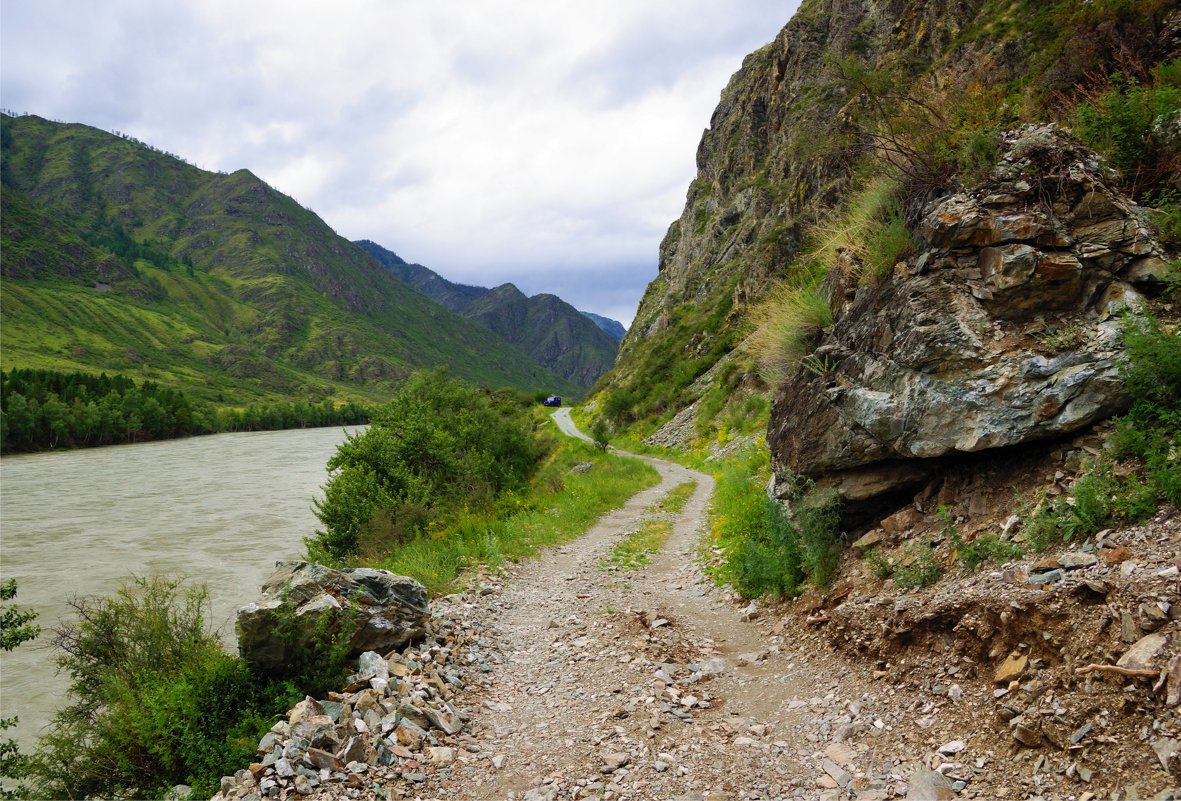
[356,239,619,388]
[0,114,578,403]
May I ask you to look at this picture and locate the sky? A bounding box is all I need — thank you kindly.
[0,1,797,326]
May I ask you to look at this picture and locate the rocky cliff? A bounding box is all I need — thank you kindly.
[601,0,1179,432]
[768,124,1171,511]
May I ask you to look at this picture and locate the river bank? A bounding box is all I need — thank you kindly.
[0,424,360,753]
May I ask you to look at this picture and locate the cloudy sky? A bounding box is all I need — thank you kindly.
[1,1,796,325]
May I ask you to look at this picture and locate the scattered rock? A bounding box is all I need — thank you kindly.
[1117,632,1169,671]
[906,769,956,800]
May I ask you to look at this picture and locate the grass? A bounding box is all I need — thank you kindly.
[705,447,842,598]
[597,480,697,571]
[746,278,834,383]
[600,519,673,572]
[743,175,911,384]
[658,481,696,515]
[368,438,661,594]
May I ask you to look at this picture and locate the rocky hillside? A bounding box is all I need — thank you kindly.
[598,0,1179,434]
[0,115,578,402]
[357,240,621,388]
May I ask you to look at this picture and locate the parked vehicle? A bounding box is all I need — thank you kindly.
[542,395,562,407]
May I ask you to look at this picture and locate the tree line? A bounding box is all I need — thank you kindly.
[0,368,369,453]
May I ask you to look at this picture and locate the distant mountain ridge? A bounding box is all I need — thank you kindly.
[580,312,626,343]
[355,240,621,387]
[0,114,579,403]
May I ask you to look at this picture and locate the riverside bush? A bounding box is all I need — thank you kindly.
[309,370,547,561]
[372,438,660,594]
[26,577,305,800]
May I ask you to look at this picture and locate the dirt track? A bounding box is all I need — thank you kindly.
[415,412,936,801]
[367,411,1180,800]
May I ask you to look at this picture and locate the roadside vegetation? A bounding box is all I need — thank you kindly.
[1022,311,1181,549]
[2,372,658,798]
[704,447,842,599]
[0,368,369,453]
[599,482,695,573]
[307,370,659,592]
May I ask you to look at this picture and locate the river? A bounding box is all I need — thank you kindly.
[0,425,359,753]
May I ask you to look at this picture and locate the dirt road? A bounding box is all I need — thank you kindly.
[415,412,936,801]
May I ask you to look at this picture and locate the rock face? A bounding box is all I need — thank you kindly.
[237,561,429,673]
[768,125,1169,505]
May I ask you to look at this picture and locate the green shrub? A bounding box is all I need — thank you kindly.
[1023,311,1180,549]
[954,533,1025,570]
[1073,61,1181,189]
[862,202,915,283]
[309,370,546,561]
[373,439,661,594]
[864,547,893,580]
[1,581,39,798]
[25,577,300,800]
[893,543,942,589]
[591,418,610,452]
[710,453,843,598]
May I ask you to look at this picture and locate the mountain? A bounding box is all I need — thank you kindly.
[0,114,579,403]
[598,0,1179,436]
[355,240,619,387]
[580,312,626,343]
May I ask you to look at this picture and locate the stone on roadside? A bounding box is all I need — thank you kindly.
[994,652,1028,684]
[906,769,956,800]
[236,561,429,673]
[1117,632,1168,671]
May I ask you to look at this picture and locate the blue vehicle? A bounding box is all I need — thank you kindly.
[542,395,562,407]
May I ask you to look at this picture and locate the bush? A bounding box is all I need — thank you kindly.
[1073,61,1181,191]
[1,581,39,799]
[954,533,1025,570]
[893,543,942,589]
[710,453,843,598]
[591,418,610,452]
[26,577,299,800]
[1023,311,1180,550]
[310,370,547,561]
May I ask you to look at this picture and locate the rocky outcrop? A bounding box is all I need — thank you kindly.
[236,561,429,673]
[768,125,1170,506]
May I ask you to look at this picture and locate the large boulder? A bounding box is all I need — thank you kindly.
[768,124,1169,507]
[236,561,429,673]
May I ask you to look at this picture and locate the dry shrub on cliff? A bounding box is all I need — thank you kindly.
[745,278,833,384]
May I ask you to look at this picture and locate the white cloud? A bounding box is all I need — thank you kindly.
[1,0,797,324]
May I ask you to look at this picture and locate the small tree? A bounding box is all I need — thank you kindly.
[591,418,611,452]
[1,579,40,799]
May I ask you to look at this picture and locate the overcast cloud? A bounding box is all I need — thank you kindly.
[1,1,796,325]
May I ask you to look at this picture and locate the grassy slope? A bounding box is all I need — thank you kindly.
[0,114,579,403]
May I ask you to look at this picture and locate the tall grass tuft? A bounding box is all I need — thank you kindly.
[746,278,834,383]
